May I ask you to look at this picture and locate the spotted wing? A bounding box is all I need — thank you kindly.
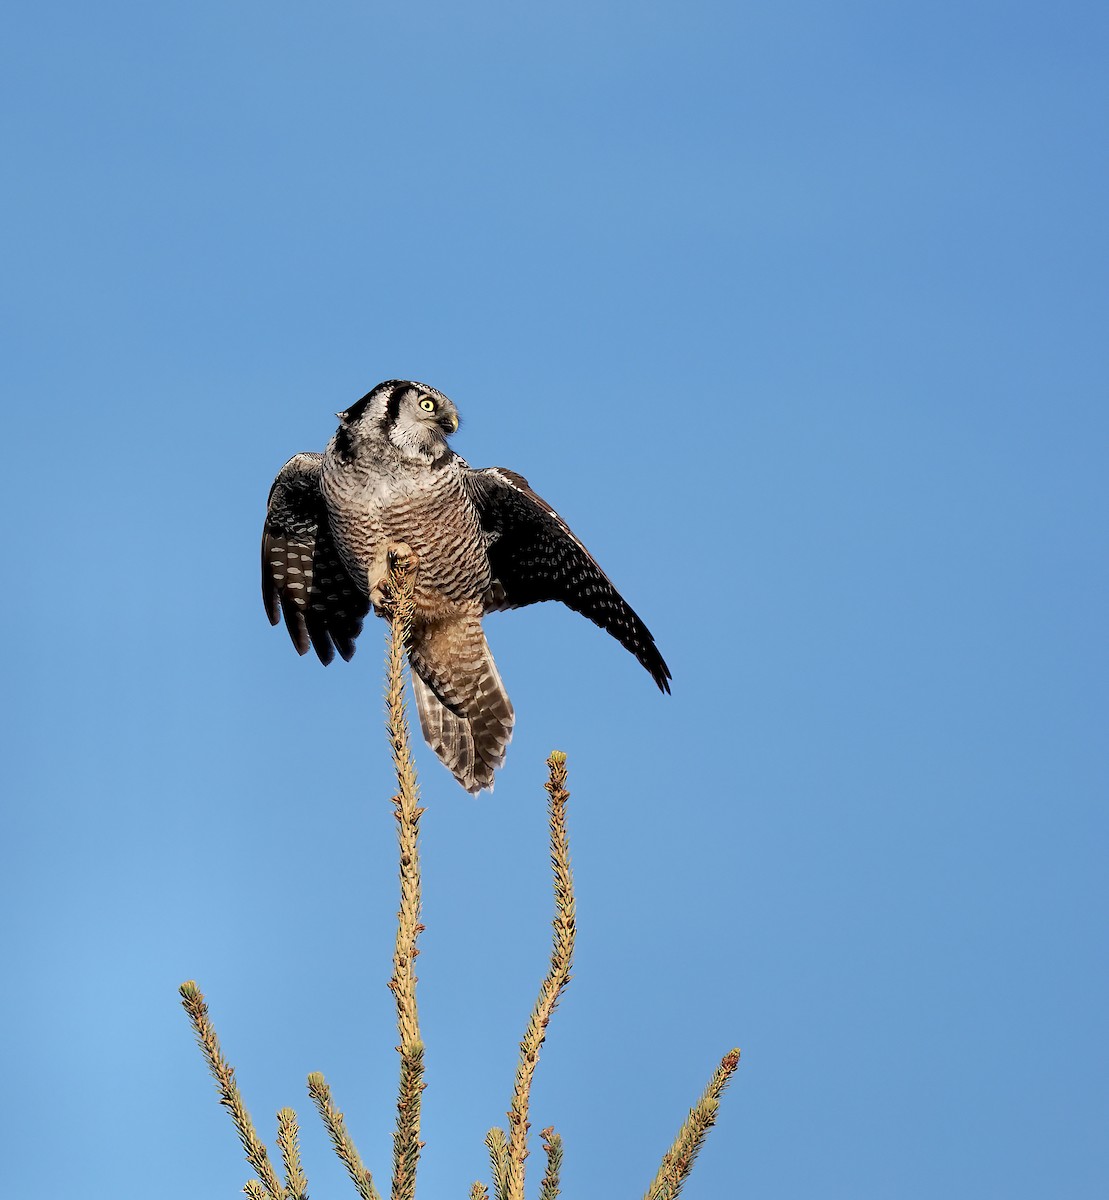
[463,466,671,692]
[261,452,369,665]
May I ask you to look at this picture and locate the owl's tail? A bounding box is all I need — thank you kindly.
[408,628,515,794]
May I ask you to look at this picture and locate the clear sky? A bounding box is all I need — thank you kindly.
[3,2,1106,1196]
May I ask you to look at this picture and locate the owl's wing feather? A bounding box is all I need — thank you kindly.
[463,466,671,692]
[262,452,369,665]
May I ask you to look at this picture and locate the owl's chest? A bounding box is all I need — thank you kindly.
[324,462,489,603]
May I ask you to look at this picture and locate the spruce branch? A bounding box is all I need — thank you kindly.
[383,547,426,1200]
[178,980,288,1200]
[504,751,576,1200]
[643,1048,742,1200]
[484,1127,511,1200]
[182,529,741,1199]
[306,1073,381,1200]
[277,1107,308,1200]
[537,1123,564,1200]
[538,1127,563,1200]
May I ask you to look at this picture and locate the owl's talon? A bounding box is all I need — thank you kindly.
[369,585,391,616]
[387,541,418,575]
[368,543,418,616]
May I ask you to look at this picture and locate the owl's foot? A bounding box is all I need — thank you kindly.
[371,542,419,615]
[387,541,418,575]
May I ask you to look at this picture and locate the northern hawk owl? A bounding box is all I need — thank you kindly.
[262,380,670,793]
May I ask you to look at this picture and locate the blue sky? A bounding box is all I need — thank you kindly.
[3,2,1106,1196]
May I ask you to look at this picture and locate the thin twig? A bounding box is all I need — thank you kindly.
[643,1048,742,1200]
[306,1073,381,1200]
[277,1107,308,1200]
[383,549,425,1200]
[504,752,576,1200]
[178,981,287,1200]
[245,1181,268,1200]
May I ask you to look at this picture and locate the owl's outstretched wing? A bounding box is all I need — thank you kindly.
[262,452,369,665]
[463,466,671,693]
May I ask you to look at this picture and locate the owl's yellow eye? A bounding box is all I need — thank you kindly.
[419,397,436,412]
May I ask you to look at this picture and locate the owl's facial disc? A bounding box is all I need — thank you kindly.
[414,391,459,437]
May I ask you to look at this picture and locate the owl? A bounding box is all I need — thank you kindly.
[262,380,670,793]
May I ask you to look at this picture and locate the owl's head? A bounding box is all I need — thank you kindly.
[336,379,460,463]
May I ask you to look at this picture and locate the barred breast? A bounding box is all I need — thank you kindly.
[321,456,490,618]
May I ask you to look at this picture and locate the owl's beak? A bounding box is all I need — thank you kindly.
[439,413,459,435]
